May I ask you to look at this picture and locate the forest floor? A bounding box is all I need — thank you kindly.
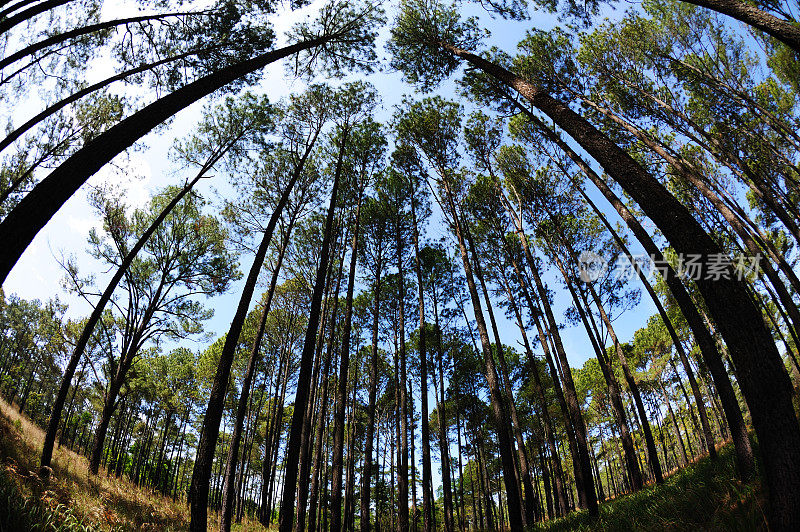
[0,395,768,531]
[0,397,268,531]
[533,441,768,531]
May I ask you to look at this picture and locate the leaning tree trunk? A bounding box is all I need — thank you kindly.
[575,184,717,459]
[0,0,73,36]
[330,192,364,532]
[0,10,202,71]
[0,45,219,162]
[445,46,796,526]
[508,82,756,481]
[440,180,525,530]
[218,212,299,532]
[41,145,225,471]
[0,35,332,284]
[498,264,569,517]
[468,232,534,524]
[498,195,598,516]
[557,230,664,484]
[681,0,800,52]
[278,127,347,532]
[190,146,311,531]
[547,244,644,492]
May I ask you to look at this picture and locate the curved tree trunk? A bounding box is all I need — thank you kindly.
[0,45,216,161]
[445,47,794,526]
[219,212,298,532]
[510,89,755,480]
[190,145,309,531]
[468,233,535,524]
[681,0,800,52]
[40,170,208,470]
[0,35,331,284]
[0,0,72,36]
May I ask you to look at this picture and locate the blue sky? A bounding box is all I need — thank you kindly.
[2,0,664,495]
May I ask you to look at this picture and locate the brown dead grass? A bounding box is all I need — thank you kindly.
[0,396,271,531]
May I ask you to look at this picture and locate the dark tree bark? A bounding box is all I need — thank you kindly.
[439,177,524,529]
[360,247,383,532]
[506,80,756,481]
[278,128,347,532]
[682,0,800,52]
[0,0,72,36]
[218,216,297,531]
[444,47,796,525]
[190,146,309,531]
[330,191,364,532]
[0,35,332,284]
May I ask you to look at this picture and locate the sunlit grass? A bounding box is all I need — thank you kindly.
[532,441,767,531]
[0,396,236,530]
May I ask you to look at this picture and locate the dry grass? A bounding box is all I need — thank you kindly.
[0,397,270,531]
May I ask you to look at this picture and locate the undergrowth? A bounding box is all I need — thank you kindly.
[532,441,768,531]
[0,398,195,531]
[1,394,766,531]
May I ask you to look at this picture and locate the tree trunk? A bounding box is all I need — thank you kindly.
[331,192,364,531]
[41,171,207,469]
[682,0,800,52]
[360,253,383,532]
[409,187,436,532]
[510,84,755,481]
[439,179,524,529]
[278,127,347,532]
[0,35,333,284]
[191,143,309,531]
[218,163,309,532]
[575,185,717,459]
[0,0,72,36]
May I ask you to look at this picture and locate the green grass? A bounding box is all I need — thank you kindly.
[532,444,767,531]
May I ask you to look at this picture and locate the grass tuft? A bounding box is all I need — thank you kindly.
[0,397,272,530]
[532,443,768,531]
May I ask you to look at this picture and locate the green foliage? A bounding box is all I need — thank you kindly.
[286,0,385,79]
[388,0,482,92]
